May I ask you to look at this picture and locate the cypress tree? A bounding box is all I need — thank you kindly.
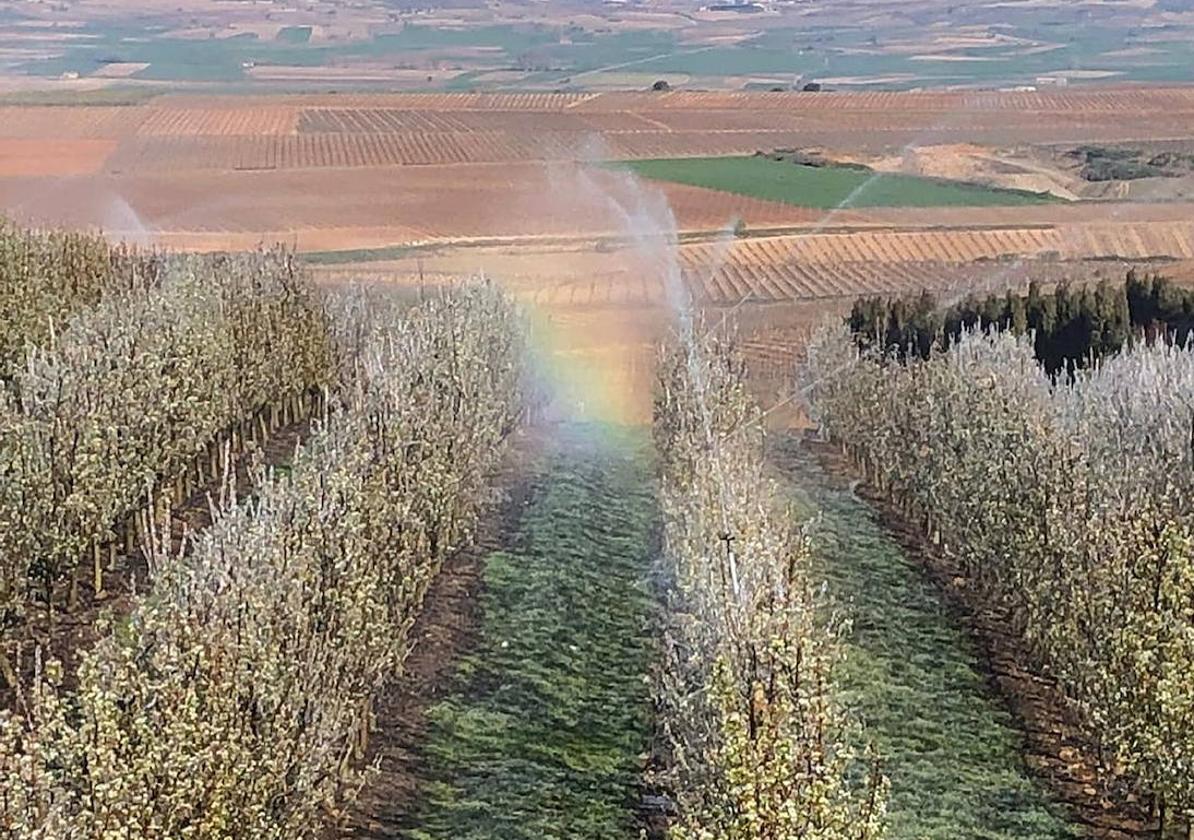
[845,269,1190,370]
[980,293,1006,331]
[1078,285,1097,363]
[910,290,939,359]
[1115,280,1131,347]
[1094,279,1127,355]
[1026,280,1045,333]
[1125,269,1154,326]
[1009,293,1028,336]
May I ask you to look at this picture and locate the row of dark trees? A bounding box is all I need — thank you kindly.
[848,270,1194,373]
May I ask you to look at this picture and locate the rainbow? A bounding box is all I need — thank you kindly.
[523,302,658,427]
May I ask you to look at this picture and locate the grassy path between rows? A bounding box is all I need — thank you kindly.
[403,425,656,840]
[775,438,1079,840]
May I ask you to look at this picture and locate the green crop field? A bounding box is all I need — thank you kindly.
[626,157,1061,209]
[276,26,312,45]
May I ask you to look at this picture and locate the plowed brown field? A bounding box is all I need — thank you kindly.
[0,162,833,245]
[136,107,299,137]
[0,139,116,176]
[10,86,1194,177]
[0,106,142,139]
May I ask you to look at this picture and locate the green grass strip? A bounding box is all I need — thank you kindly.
[0,86,166,106]
[779,442,1078,839]
[300,245,417,265]
[625,156,1060,208]
[405,426,656,840]
[276,25,313,44]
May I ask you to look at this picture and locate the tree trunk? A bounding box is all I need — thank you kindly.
[92,541,104,599]
[0,649,17,691]
[68,564,80,610]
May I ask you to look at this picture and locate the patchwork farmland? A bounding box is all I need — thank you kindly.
[64,88,1194,176]
[1,86,1193,316]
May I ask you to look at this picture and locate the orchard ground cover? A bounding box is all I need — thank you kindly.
[402,425,657,840]
[395,421,1083,840]
[773,438,1079,840]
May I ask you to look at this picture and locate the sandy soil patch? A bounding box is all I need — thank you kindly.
[307,24,379,44]
[1051,69,1124,80]
[163,24,283,40]
[910,54,1003,62]
[470,70,533,83]
[876,32,1019,56]
[1009,43,1066,56]
[0,31,99,43]
[12,19,87,28]
[587,11,692,31]
[1101,46,1164,59]
[91,62,150,78]
[830,47,886,57]
[578,72,691,88]
[248,65,461,84]
[0,76,120,95]
[931,32,1030,49]
[686,32,760,46]
[834,143,1085,200]
[0,48,63,64]
[817,74,922,85]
